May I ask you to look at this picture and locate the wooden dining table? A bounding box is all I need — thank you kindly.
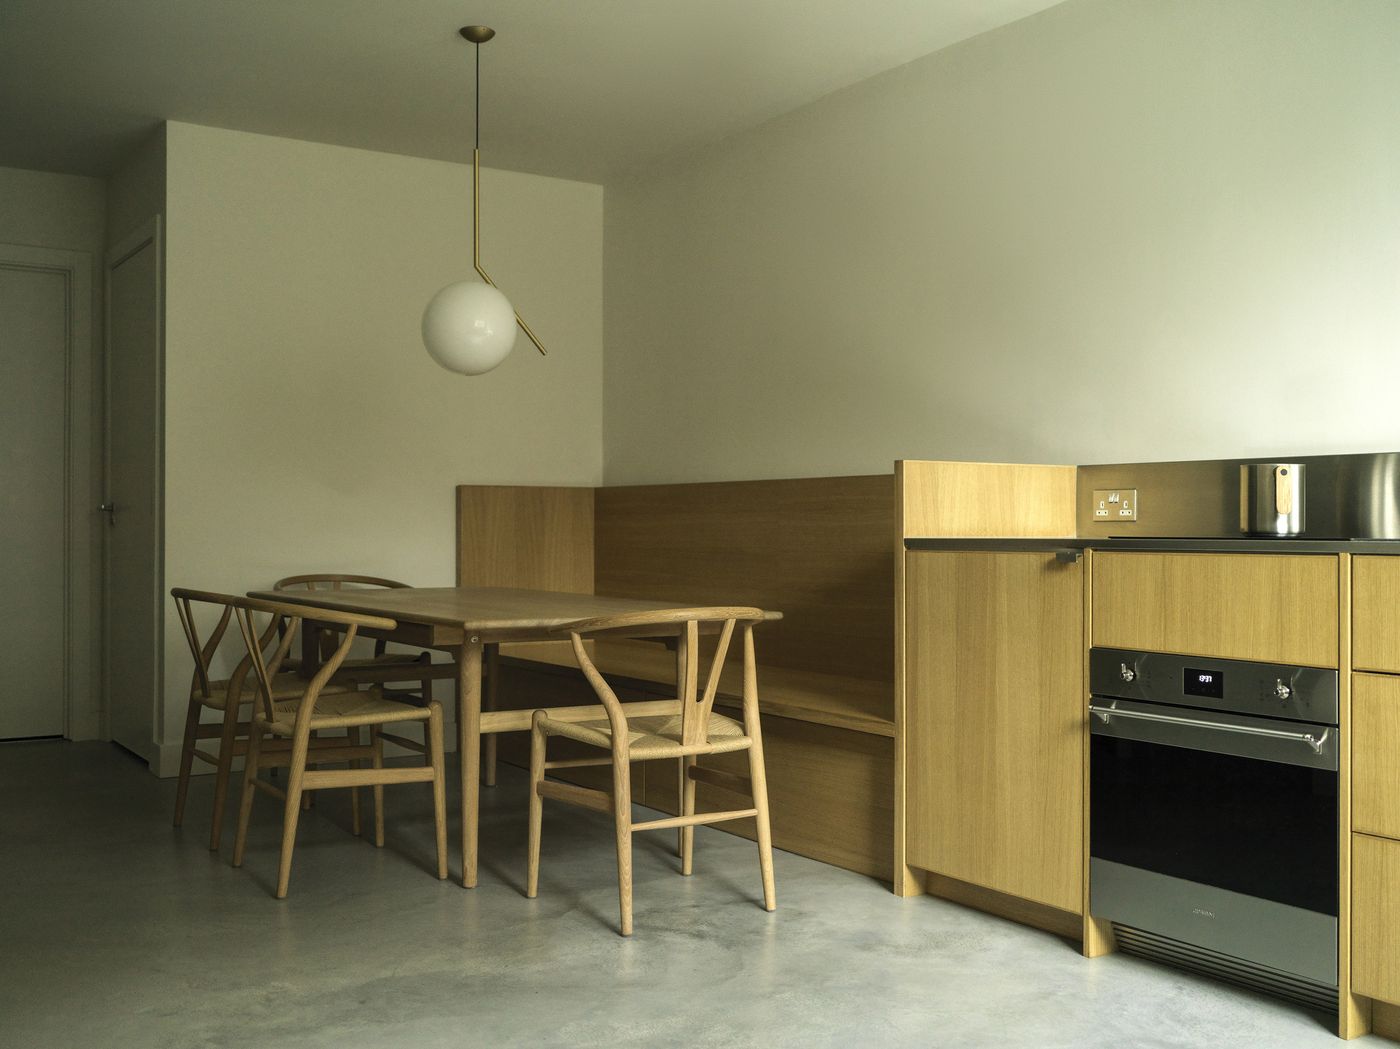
[247,584,702,887]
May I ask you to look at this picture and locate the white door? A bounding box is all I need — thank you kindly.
[104,220,163,764]
[0,255,69,738]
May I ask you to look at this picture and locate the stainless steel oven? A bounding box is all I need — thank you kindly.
[1089,647,1340,1009]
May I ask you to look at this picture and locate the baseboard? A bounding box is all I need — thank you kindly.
[1375,1000,1400,1041]
[154,741,184,779]
[922,869,1083,941]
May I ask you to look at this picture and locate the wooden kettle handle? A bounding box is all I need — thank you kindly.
[1275,465,1293,516]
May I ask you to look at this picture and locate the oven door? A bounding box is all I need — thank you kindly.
[1089,698,1338,986]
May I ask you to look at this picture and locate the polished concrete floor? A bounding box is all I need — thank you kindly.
[0,740,1372,1048]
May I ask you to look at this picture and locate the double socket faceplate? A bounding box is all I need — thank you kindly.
[1092,488,1138,522]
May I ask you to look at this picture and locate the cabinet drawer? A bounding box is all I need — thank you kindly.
[1354,674,1400,839]
[1353,557,1400,673]
[1353,834,1400,1004]
[1092,552,1338,667]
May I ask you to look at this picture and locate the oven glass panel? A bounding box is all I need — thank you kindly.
[1091,734,1337,915]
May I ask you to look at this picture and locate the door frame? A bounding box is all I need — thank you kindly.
[103,217,164,761]
[0,241,97,739]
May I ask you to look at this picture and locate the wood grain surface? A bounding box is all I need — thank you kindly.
[456,485,595,594]
[898,460,1076,539]
[594,475,893,681]
[1092,552,1339,667]
[1353,556,1400,674]
[1353,672,1400,840]
[1353,833,1400,1005]
[250,586,698,635]
[904,549,1084,913]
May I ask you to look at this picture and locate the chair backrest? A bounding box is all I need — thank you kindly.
[558,607,767,748]
[171,588,269,704]
[171,588,397,725]
[273,574,411,591]
[231,595,397,727]
[273,575,410,658]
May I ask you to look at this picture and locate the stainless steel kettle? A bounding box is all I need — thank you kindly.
[1240,463,1305,535]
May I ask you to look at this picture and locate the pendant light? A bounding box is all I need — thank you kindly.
[421,25,548,375]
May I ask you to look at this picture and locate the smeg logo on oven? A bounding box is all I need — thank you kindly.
[1191,908,1216,919]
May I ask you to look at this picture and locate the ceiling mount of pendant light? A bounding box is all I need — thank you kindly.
[421,24,549,375]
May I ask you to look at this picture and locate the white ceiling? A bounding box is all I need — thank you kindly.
[0,0,1066,183]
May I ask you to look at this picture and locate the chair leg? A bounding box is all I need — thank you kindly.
[302,730,317,811]
[525,714,546,899]
[679,755,697,875]
[172,697,202,828]
[746,741,777,912]
[232,724,264,869]
[276,730,312,899]
[613,751,634,937]
[346,725,362,837]
[428,705,448,880]
[421,676,435,768]
[208,702,241,851]
[371,726,385,848]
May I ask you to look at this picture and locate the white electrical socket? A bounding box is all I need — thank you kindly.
[1092,488,1138,522]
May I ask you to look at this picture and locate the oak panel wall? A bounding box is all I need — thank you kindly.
[594,475,893,681]
[456,485,594,594]
[898,460,1077,539]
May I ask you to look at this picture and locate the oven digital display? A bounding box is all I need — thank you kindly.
[1184,667,1225,699]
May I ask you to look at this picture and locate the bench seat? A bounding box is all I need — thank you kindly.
[498,638,893,738]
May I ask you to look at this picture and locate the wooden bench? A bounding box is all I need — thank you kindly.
[456,475,895,880]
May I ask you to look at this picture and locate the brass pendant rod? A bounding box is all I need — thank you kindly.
[470,39,547,357]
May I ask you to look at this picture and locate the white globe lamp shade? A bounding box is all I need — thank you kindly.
[421,280,518,375]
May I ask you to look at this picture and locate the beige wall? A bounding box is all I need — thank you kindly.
[603,0,1400,483]
[106,126,166,247]
[156,122,604,770]
[0,165,106,739]
[0,165,106,254]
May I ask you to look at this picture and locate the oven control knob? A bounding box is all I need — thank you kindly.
[1274,680,1292,701]
[1119,663,1136,683]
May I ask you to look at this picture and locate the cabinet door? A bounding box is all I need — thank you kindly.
[1353,674,1400,840]
[905,550,1084,912]
[1353,833,1400,1004]
[1354,556,1400,674]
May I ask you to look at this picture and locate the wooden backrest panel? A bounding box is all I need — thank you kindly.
[898,460,1076,538]
[456,485,595,594]
[594,475,894,681]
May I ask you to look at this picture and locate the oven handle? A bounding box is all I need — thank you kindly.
[1089,701,1330,755]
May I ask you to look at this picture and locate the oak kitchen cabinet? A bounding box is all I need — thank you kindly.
[1352,557,1400,1025]
[903,548,1084,914]
[894,457,1400,1041]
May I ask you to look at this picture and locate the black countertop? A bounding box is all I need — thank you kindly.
[904,537,1400,555]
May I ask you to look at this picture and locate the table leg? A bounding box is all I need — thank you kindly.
[457,639,483,888]
[297,617,321,678]
[675,633,689,859]
[484,643,499,788]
